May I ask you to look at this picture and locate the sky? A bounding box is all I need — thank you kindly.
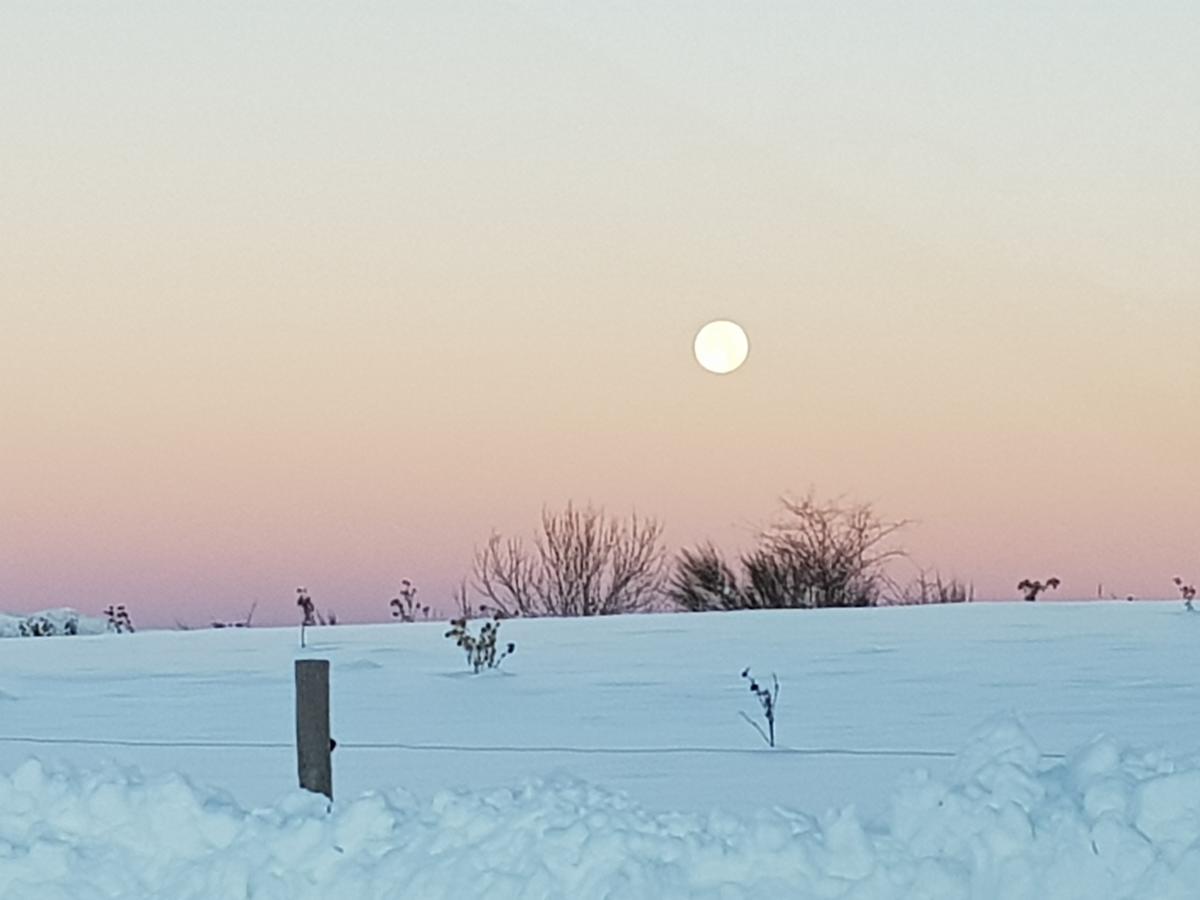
[2,2,1198,626]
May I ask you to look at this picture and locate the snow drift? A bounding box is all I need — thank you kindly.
[3,717,1200,900]
[0,608,107,639]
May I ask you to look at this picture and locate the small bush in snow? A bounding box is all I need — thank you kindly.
[739,668,779,748]
[445,617,515,673]
[103,605,135,633]
[297,587,316,647]
[390,579,430,622]
[18,614,79,637]
[297,588,316,627]
[1176,577,1197,612]
[296,588,335,646]
[1018,577,1060,602]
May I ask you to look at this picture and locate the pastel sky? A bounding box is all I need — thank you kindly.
[3,2,1198,626]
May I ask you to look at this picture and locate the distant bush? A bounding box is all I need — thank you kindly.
[297,588,316,627]
[1018,578,1060,602]
[297,587,316,648]
[444,616,515,673]
[892,570,973,605]
[671,494,908,610]
[670,543,747,611]
[1175,577,1197,612]
[391,579,430,622]
[103,605,135,634]
[468,502,668,617]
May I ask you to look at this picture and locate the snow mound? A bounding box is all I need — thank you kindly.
[0,608,109,639]
[3,718,1200,899]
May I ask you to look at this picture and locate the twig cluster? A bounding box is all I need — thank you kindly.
[390,579,430,622]
[894,569,973,605]
[739,667,779,747]
[444,617,515,673]
[297,587,317,647]
[471,503,667,617]
[104,605,135,633]
[1018,577,1060,602]
[297,588,317,626]
[211,602,257,629]
[1176,577,1197,612]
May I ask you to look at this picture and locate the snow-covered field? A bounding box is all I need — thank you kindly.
[2,602,1199,898]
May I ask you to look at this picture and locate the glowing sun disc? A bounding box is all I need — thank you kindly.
[694,320,749,374]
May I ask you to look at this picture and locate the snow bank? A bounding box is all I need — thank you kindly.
[3,718,1200,899]
[0,608,107,639]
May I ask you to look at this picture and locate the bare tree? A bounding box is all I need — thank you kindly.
[470,502,669,617]
[452,579,478,618]
[671,493,909,611]
[760,494,909,607]
[473,533,538,617]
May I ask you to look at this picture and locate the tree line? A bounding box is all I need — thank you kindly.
[453,494,974,618]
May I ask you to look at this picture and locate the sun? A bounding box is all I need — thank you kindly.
[693,320,749,374]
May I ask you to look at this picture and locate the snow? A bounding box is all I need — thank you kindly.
[1,601,1198,897]
[5,719,1200,898]
[0,608,107,639]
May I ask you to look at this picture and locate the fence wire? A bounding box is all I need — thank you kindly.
[0,734,1067,761]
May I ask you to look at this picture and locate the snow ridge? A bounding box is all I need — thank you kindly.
[0,608,108,639]
[3,717,1200,899]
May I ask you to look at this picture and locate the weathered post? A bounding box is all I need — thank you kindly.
[295,659,332,800]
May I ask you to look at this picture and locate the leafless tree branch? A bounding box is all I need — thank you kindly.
[469,503,668,617]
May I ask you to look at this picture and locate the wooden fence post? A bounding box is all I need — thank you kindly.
[295,659,332,800]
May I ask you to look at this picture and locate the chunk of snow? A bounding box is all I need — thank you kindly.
[0,608,108,639]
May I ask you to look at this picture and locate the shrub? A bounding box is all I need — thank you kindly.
[469,502,668,617]
[444,616,515,673]
[671,493,908,610]
[390,579,430,622]
[893,570,973,605]
[297,587,316,647]
[669,543,747,611]
[297,587,316,626]
[1018,578,1060,602]
[1175,577,1197,611]
[104,605,134,634]
[739,668,779,747]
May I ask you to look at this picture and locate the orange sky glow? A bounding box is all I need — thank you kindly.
[2,3,1198,625]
